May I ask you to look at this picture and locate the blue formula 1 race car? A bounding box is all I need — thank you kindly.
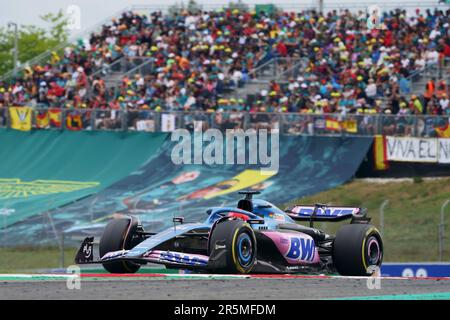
[75,191,383,275]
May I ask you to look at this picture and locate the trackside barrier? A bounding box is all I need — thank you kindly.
[1,108,449,137]
[381,263,450,277]
[439,200,450,262]
[379,200,389,237]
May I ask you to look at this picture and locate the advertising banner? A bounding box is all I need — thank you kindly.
[439,138,450,164]
[1,134,372,245]
[386,136,450,164]
[381,263,450,277]
[161,113,176,132]
[9,107,32,131]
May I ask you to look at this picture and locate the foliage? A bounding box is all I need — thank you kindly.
[227,0,250,12]
[168,0,203,16]
[0,10,69,77]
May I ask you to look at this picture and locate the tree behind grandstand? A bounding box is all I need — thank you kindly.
[168,0,250,15]
[0,10,68,76]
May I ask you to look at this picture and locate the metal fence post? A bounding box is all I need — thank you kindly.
[440,200,449,239]
[6,108,11,129]
[1,213,4,247]
[278,114,283,134]
[379,199,389,237]
[178,112,184,130]
[439,224,443,262]
[155,112,161,132]
[413,116,419,137]
[439,199,450,261]
[60,232,65,269]
[91,109,96,130]
[31,108,36,129]
[209,113,214,130]
[244,112,250,130]
[0,208,14,247]
[377,114,382,135]
[122,110,128,131]
[61,109,66,130]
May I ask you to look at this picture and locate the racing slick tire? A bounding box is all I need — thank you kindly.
[99,216,141,274]
[208,219,257,274]
[332,224,383,276]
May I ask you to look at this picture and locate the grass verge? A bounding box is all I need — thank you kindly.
[0,247,77,273]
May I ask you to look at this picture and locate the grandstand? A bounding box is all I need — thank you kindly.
[0,2,449,135]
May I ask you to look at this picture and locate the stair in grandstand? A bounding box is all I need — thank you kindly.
[228,57,449,101]
[90,56,308,103]
[89,56,153,90]
[86,57,155,102]
[227,57,308,100]
[406,60,450,98]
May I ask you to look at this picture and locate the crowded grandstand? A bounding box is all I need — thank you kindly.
[0,4,449,134]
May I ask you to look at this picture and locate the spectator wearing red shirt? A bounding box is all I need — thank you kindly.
[276,41,288,57]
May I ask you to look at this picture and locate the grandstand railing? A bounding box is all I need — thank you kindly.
[87,56,154,100]
[89,56,154,79]
[406,57,450,90]
[246,58,308,84]
[1,107,449,137]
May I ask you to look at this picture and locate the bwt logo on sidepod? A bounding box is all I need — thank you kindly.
[286,237,316,262]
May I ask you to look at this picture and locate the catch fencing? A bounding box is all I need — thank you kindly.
[1,108,449,138]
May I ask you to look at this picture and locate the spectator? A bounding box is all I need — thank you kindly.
[0,6,448,119]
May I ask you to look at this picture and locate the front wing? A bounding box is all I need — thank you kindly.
[75,237,210,270]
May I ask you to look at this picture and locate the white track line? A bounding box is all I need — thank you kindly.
[0,274,78,278]
[1,273,449,281]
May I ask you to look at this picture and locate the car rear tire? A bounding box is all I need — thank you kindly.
[208,219,257,274]
[99,216,141,274]
[332,224,383,276]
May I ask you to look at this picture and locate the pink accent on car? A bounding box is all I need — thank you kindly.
[262,231,320,265]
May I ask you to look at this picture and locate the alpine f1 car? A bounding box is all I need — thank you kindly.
[75,191,383,275]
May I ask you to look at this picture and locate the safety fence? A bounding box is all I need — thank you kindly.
[1,107,449,137]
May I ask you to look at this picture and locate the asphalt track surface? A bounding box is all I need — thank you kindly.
[1,274,450,299]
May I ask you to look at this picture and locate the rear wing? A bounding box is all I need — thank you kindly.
[285,204,370,227]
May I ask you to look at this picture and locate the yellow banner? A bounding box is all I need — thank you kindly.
[36,111,49,129]
[325,119,341,131]
[436,123,450,138]
[374,135,388,170]
[9,107,32,131]
[343,119,358,133]
[49,109,62,127]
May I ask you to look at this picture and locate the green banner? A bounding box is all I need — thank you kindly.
[0,129,168,227]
